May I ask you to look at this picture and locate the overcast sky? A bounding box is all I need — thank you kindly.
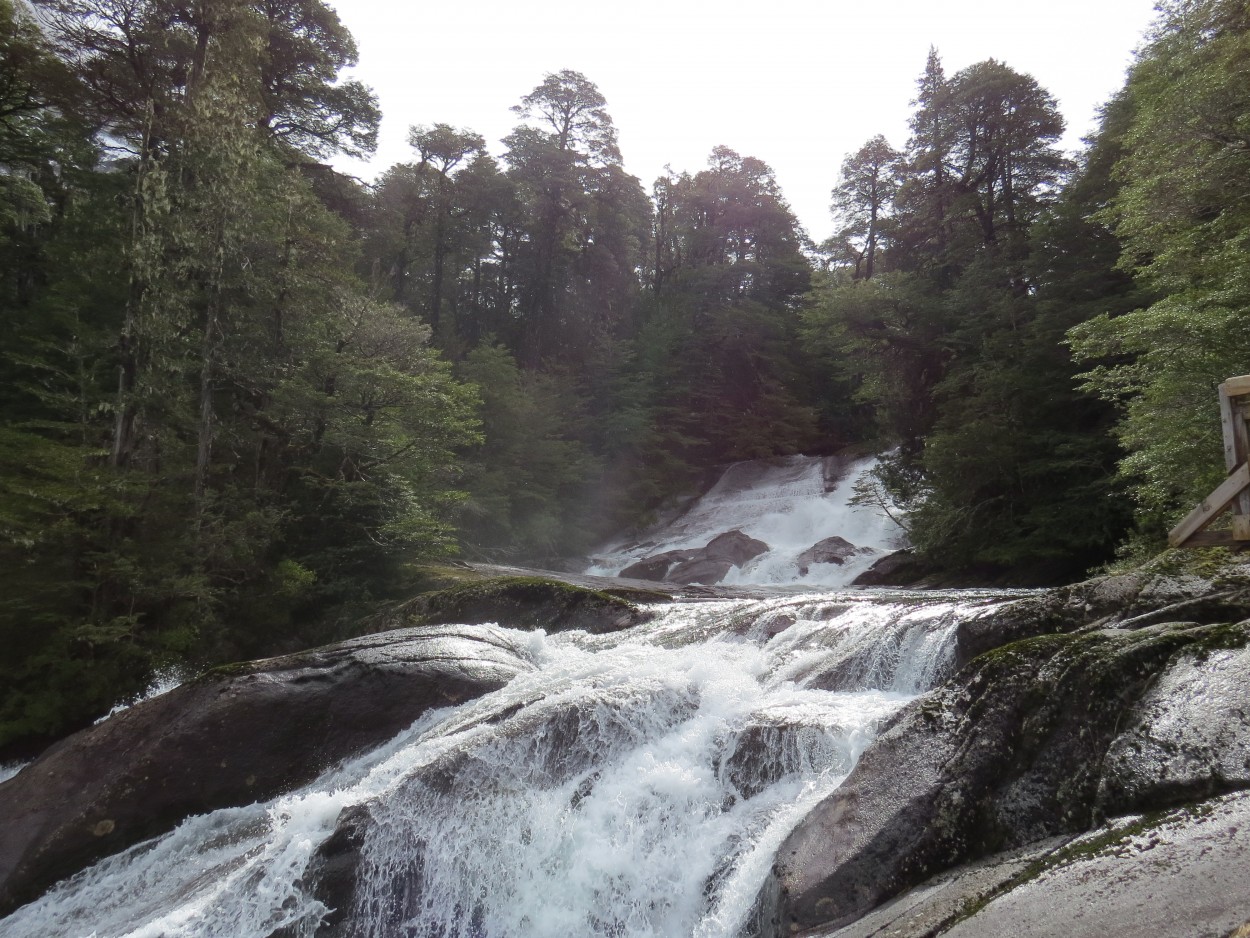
[329,0,1159,243]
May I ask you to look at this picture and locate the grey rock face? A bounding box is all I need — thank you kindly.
[1099,643,1250,812]
[703,529,770,567]
[668,558,737,585]
[796,536,865,574]
[0,625,535,916]
[937,793,1250,938]
[619,550,697,581]
[817,792,1250,938]
[850,550,924,587]
[393,575,660,634]
[766,619,1250,936]
[616,529,769,585]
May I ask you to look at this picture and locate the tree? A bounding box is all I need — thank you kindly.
[455,344,598,559]
[33,0,379,161]
[1070,0,1250,542]
[807,51,1128,579]
[254,0,379,158]
[0,0,486,755]
[510,68,621,164]
[503,70,648,370]
[895,52,1067,281]
[828,135,902,279]
[624,148,819,494]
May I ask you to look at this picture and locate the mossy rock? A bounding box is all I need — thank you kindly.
[396,562,492,593]
[386,576,669,636]
[768,619,1250,936]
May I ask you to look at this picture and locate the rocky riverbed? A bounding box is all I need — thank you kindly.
[1,552,1249,936]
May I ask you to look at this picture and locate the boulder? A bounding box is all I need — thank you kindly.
[796,536,864,574]
[703,529,770,567]
[668,558,737,585]
[0,625,536,916]
[850,549,928,586]
[619,550,698,582]
[613,530,768,586]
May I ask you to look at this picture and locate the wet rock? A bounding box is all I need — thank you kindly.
[668,558,737,585]
[765,620,1250,936]
[619,550,697,581]
[703,530,769,567]
[1098,642,1250,813]
[0,626,535,916]
[851,550,928,587]
[796,536,865,574]
[618,530,768,586]
[817,792,1250,938]
[391,576,663,634]
[292,804,374,935]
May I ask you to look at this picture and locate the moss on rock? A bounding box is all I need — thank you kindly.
[379,576,669,636]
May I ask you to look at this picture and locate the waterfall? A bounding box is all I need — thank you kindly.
[0,591,1012,938]
[585,455,907,587]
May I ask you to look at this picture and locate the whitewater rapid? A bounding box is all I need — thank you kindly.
[0,591,1011,938]
[586,455,906,587]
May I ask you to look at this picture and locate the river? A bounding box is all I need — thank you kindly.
[0,588,1023,938]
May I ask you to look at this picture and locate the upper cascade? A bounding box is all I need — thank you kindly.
[586,455,906,587]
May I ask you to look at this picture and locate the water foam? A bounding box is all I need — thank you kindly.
[586,456,906,587]
[0,592,1007,938]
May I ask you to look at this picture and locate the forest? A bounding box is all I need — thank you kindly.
[0,0,1247,756]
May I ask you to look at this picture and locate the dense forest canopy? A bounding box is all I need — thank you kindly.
[1,0,1247,755]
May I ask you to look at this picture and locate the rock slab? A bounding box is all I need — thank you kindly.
[766,619,1250,935]
[619,529,769,585]
[0,625,535,915]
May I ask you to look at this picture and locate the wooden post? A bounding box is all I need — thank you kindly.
[1169,375,1250,548]
[1221,376,1250,541]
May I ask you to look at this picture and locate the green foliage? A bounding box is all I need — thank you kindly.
[455,343,599,559]
[805,51,1133,580]
[0,0,476,754]
[1070,0,1250,540]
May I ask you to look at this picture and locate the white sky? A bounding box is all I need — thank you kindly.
[328,0,1159,244]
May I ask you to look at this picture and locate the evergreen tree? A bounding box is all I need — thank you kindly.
[806,52,1131,579]
[619,147,820,508]
[503,70,649,371]
[0,0,479,753]
[1070,0,1250,544]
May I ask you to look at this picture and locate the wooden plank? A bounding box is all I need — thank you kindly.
[1168,462,1250,547]
[1235,396,1250,517]
[1236,516,1250,542]
[1222,375,1250,398]
[1220,386,1240,471]
[1179,530,1241,548]
[1218,385,1250,517]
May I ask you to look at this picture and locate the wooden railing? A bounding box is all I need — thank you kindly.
[1170,375,1250,548]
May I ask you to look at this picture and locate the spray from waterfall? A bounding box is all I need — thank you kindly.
[586,455,907,588]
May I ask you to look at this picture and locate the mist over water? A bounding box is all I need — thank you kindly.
[0,592,1009,938]
[586,455,907,587]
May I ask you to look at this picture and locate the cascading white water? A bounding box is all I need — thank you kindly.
[0,591,1011,938]
[93,668,186,726]
[585,455,906,587]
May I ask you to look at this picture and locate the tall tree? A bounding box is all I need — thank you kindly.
[806,52,1129,580]
[623,147,819,503]
[1070,0,1250,543]
[828,135,902,279]
[503,70,648,369]
[0,0,484,755]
